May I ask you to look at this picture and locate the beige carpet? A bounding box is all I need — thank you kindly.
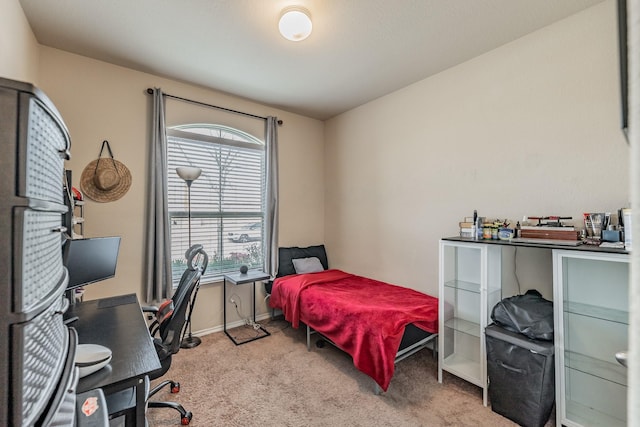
[147,317,555,426]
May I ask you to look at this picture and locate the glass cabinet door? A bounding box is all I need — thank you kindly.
[553,250,629,427]
[439,241,501,407]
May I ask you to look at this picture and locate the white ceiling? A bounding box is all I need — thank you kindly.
[19,0,604,120]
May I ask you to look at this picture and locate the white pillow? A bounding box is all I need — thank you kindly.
[292,257,324,274]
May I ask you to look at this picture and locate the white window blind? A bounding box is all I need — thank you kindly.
[167,125,265,285]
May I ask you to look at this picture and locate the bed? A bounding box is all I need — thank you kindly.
[267,245,439,393]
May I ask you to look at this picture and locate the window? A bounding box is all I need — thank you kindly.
[167,124,265,285]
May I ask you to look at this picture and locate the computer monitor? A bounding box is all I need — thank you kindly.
[63,236,121,290]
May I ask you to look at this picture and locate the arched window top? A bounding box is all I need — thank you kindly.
[170,123,264,146]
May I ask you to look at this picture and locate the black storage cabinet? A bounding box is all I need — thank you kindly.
[485,324,555,427]
[0,77,81,426]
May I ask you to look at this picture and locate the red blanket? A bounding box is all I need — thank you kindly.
[269,269,438,391]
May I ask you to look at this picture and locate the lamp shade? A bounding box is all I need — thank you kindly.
[279,7,312,41]
[176,166,202,182]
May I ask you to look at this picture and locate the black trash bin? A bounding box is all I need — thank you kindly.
[491,289,554,341]
[486,290,555,427]
[485,324,555,427]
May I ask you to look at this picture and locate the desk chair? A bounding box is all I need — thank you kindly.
[144,244,208,425]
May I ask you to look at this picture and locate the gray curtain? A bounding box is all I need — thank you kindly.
[145,88,172,303]
[264,116,279,277]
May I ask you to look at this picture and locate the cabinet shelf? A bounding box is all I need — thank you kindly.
[565,350,627,387]
[442,353,481,384]
[565,399,625,427]
[443,279,480,294]
[444,318,481,338]
[564,301,628,325]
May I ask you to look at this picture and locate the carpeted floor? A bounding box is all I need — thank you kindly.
[147,317,555,426]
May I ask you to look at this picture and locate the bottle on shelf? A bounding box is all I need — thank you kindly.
[472,210,478,240]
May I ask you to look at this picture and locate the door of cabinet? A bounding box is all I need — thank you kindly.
[438,240,501,406]
[553,250,629,427]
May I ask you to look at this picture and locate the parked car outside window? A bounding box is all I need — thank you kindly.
[228,222,262,243]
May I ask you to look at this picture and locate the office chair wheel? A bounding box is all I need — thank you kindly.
[181,411,193,425]
[171,381,181,393]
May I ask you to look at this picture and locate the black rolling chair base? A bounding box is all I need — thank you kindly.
[149,379,181,397]
[148,401,192,425]
[180,335,201,349]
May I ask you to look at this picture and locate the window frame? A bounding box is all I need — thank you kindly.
[166,124,266,286]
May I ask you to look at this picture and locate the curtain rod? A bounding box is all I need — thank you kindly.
[146,88,283,126]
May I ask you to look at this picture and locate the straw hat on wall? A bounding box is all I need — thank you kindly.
[80,140,132,202]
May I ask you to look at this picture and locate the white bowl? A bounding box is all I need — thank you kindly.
[75,344,112,378]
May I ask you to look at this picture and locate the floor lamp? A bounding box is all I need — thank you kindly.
[176,166,202,349]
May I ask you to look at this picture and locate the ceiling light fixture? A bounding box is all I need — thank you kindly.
[278,7,312,42]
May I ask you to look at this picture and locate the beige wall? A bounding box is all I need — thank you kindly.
[3,0,628,331]
[325,1,629,298]
[0,0,39,83]
[35,47,324,333]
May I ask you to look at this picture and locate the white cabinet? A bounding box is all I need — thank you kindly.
[63,170,85,239]
[71,199,85,238]
[553,250,629,427]
[438,240,502,406]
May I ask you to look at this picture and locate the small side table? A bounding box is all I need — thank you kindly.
[223,270,271,345]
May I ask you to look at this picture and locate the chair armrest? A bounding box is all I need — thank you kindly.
[141,305,158,313]
[141,305,158,323]
[142,299,173,334]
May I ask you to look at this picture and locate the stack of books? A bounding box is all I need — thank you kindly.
[459,220,475,238]
[519,226,579,241]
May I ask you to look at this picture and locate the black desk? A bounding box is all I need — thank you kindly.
[223,271,270,345]
[442,236,629,254]
[68,293,161,426]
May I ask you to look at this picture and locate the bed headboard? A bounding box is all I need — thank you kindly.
[276,245,328,278]
[264,245,329,295]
